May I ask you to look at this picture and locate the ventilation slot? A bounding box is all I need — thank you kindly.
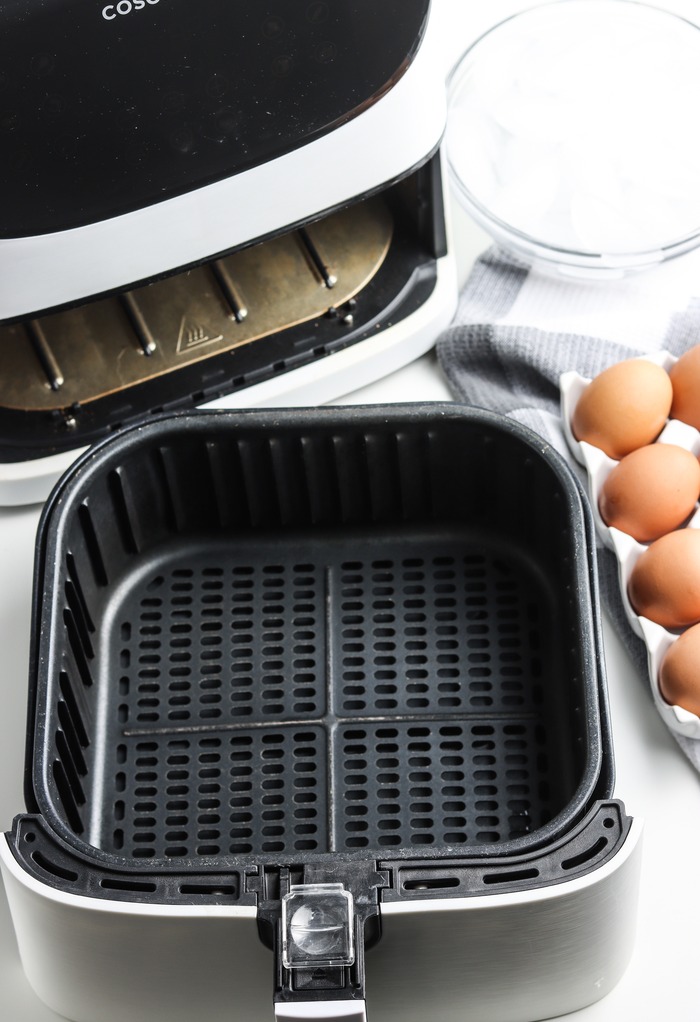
[268,436,311,526]
[108,468,139,554]
[205,440,240,528]
[364,432,402,522]
[155,446,185,532]
[100,878,158,893]
[64,608,94,688]
[32,851,79,883]
[332,434,371,524]
[396,431,433,520]
[403,876,460,891]
[66,552,95,634]
[52,760,84,834]
[58,671,89,747]
[64,581,94,659]
[179,883,238,897]
[561,837,608,871]
[77,503,108,586]
[57,701,87,775]
[55,730,86,805]
[483,867,540,885]
[236,438,277,528]
[300,434,341,525]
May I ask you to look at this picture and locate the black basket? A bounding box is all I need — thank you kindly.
[8,404,626,1012]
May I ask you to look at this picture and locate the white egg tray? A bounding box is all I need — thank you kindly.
[561,351,700,740]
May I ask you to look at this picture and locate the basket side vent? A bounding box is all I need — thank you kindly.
[66,552,95,634]
[107,467,140,554]
[111,429,437,541]
[52,668,92,833]
[63,609,94,689]
[48,554,97,834]
[77,502,109,586]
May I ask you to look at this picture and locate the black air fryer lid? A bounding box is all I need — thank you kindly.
[0,0,430,236]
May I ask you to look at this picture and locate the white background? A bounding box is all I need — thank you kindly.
[2,1,700,1019]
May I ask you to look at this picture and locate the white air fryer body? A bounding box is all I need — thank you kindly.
[0,824,642,1022]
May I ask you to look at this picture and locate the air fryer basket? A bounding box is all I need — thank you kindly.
[10,404,627,1016]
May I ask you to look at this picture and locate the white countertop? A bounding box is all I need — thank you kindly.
[3,2,700,1019]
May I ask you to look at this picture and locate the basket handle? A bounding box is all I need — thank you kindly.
[274,1000,368,1022]
[269,880,376,1022]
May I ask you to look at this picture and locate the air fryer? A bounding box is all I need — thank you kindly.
[1,405,641,1022]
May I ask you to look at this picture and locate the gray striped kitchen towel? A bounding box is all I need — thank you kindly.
[436,245,700,771]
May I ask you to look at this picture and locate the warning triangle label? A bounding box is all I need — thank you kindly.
[176,317,224,354]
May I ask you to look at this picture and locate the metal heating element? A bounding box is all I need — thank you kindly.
[0,198,393,412]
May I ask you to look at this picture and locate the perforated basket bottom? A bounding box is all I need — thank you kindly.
[93,526,574,861]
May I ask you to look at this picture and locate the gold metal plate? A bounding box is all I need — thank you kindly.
[0,197,393,411]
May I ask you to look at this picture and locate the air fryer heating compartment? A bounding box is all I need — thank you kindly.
[10,404,629,1018]
[0,156,447,465]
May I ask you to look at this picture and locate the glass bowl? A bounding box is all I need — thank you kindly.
[446,0,700,277]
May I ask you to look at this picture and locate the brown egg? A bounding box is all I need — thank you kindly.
[599,443,700,542]
[669,345,700,430]
[572,359,672,459]
[628,529,700,629]
[659,623,700,716]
